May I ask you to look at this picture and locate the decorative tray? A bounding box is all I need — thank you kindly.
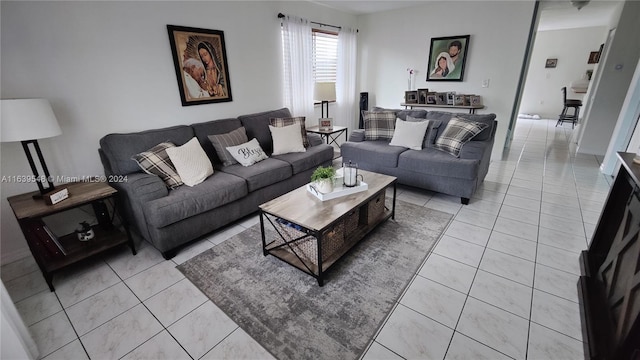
[306,181,368,201]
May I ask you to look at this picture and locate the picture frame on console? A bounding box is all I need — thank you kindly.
[426,35,470,82]
[167,25,233,106]
[405,91,418,104]
[417,88,429,104]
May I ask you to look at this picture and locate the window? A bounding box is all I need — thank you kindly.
[312,29,338,84]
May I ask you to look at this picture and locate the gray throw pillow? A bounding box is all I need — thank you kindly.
[208,127,249,166]
[407,115,442,148]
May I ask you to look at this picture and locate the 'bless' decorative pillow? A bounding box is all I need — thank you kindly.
[207,127,249,166]
[225,138,269,167]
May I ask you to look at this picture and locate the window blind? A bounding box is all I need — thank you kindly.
[312,29,338,83]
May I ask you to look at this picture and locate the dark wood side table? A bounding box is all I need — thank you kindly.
[7,181,136,291]
[306,125,348,148]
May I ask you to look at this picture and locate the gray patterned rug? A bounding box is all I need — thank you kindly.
[177,201,452,360]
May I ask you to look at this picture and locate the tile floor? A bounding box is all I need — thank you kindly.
[2,119,611,359]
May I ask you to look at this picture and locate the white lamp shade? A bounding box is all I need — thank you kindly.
[1,99,62,142]
[314,82,336,101]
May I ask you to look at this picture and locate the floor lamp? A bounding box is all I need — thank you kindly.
[314,82,336,119]
[1,99,62,195]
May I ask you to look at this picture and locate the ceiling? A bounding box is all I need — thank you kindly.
[312,0,622,31]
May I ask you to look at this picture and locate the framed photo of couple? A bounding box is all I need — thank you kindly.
[426,35,470,82]
[167,25,233,106]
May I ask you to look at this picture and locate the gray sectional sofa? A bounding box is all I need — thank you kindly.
[99,108,334,259]
[341,108,497,204]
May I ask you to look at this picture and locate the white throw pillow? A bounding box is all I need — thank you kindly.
[165,137,214,187]
[389,118,430,150]
[226,138,269,167]
[269,124,306,155]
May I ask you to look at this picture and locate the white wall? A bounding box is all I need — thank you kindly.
[0,1,357,263]
[519,26,608,119]
[577,0,640,155]
[356,1,536,159]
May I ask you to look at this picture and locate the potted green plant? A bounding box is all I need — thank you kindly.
[311,166,336,194]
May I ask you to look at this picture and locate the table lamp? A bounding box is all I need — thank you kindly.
[314,82,336,118]
[1,99,62,195]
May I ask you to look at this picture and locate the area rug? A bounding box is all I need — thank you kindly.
[177,200,452,360]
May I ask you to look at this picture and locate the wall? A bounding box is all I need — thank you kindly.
[356,1,536,159]
[0,1,357,263]
[518,26,608,119]
[577,0,640,155]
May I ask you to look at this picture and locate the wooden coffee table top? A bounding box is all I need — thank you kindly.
[259,170,396,232]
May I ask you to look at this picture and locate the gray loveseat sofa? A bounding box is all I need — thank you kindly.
[99,108,333,259]
[341,108,497,205]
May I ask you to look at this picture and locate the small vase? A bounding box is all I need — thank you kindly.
[315,179,334,194]
[408,78,412,91]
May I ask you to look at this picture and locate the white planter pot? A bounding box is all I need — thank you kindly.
[315,179,334,194]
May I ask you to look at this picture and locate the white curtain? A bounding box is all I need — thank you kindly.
[336,27,358,130]
[281,15,314,119]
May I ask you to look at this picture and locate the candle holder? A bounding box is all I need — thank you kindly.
[343,161,363,187]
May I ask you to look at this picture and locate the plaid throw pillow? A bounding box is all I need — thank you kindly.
[363,111,396,140]
[208,127,249,166]
[132,142,183,189]
[269,117,309,148]
[434,118,488,157]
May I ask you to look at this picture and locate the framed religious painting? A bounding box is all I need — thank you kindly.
[167,25,233,106]
[426,35,470,82]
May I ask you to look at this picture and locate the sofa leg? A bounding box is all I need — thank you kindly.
[162,249,177,260]
[461,197,470,205]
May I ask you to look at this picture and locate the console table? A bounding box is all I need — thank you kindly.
[7,181,136,291]
[400,103,485,114]
[578,152,639,359]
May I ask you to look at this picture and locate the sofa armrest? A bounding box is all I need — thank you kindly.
[307,133,323,147]
[112,172,168,203]
[459,140,490,160]
[349,130,365,142]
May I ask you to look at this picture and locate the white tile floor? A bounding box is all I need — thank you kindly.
[2,119,611,359]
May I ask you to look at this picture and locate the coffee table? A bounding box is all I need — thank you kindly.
[259,170,397,286]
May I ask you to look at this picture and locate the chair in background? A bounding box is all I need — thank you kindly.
[556,86,582,129]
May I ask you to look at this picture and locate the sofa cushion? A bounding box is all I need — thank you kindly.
[270,124,306,155]
[143,171,248,228]
[208,127,249,166]
[389,118,430,150]
[409,116,443,148]
[131,142,183,189]
[273,144,334,174]
[434,118,488,157]
[192,118,243,165]
[341,140,408,168]
[238,108,292,154]
[269,117,310,148]
[100,125,194,175]
[166,138,214,187]
[398,148,480,180]
[372,107,428,120]
[226,138,268,167]
[220,158,292,192]
[363,111,396,141]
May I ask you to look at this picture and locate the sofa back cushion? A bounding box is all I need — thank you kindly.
[100,125,194,175]
[192,118,243,165]
[372,107,428,120]
[238,108,292,154]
